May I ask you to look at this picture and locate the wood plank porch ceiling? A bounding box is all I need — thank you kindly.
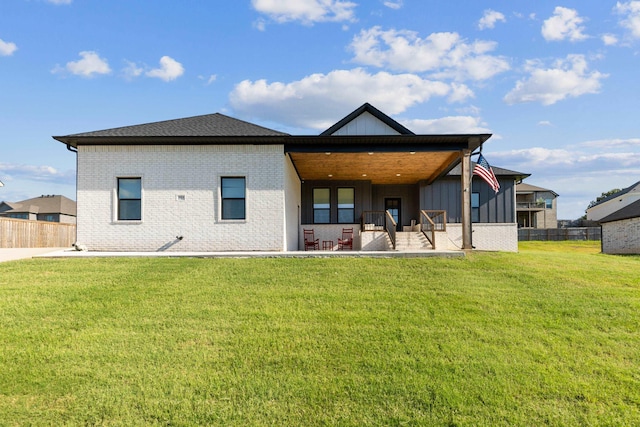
[289,151,461,185]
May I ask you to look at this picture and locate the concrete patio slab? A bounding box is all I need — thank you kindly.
[34,248,466,259]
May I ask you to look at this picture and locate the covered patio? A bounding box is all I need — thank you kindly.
[285,133,490,251]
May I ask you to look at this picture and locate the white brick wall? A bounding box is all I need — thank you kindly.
[446,223,518,252]
[284,155,301,251]
[602,217,640,254]
[77,145,288,252]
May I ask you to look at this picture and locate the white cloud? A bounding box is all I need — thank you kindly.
[145,56,184,82]
[602,33,619,45]
[46,0,72,4]
[541,7,588,42]
[383,0,403,10]
[580,137,640,148]
[349,27,510,81]
[0,38,18,56]
[0,163,75,185]
[615,1,640,38]
[490,146,640,218]
[538,120,553,126]
[198,74,218,85]
[504,54,607,105]
[54,51,111,77]
[251,0,357,25]
[253,18,267,31]
[122,60,143,80]
[478,9,506,30]
[229,68,468,130]
[403,116,491,134]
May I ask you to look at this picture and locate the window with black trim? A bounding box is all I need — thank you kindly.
[472,192,480,222]
[337,187,355,223]
[221,177,246,220]
[118,178,141,220]
[313,188,330,223]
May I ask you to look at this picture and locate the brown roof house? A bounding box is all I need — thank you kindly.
[599,199,640,254]
[0,195,76,224]
[53,103,527,253]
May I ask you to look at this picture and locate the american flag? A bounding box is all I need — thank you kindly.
[473,154,500,193]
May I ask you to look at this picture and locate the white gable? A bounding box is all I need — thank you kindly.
[586,182,640,221]
[329,111,402,136]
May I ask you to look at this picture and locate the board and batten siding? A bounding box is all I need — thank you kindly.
[329,111,401,136]
[421,177,516,224]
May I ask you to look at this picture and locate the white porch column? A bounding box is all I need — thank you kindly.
[461,149,473,250]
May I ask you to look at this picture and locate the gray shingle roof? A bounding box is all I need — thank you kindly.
[599,199,640,223]
[0,195,76,216]
[448,162,529,180]
[589,180,640,209]
[63,113,289,138]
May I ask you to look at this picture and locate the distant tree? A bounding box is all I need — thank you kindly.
[587,188,622,209]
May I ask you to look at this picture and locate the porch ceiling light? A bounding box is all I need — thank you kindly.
[362,174,367,177]
[368,152,373,155]
[328,174,333,177]
[410,151,416,154]
[396,173,401,177]
[325,152,331,155]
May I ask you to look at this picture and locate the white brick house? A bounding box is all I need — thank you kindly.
[599,199,640,255]
[54,103,524,252]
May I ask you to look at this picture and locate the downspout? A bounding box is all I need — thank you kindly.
[66,143,78,245]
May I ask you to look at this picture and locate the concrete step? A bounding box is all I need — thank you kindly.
[394,231,432,251]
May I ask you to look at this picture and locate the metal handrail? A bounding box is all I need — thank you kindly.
[385,210,397,249]
[516,202,546,209]
[420,210,446,250]
[361,211,386,231]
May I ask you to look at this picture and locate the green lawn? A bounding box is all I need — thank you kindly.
[0,241,638,426]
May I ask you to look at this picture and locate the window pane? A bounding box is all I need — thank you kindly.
[314,209,330,224]
[221,177,246,220]
[119,200,141,220]
[338,209,354,224]
[119,178,141,199]
[313,188,330,208]
[471,193,480,208]
[337,188,354,208]
[222,178,245,198]
[223,199,245,220]
[545,199,553,209]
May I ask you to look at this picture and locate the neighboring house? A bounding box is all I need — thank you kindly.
[586,180,640,222]
[599,199,640,254]
[53,103,525,252]
[0,195,76,224]
[515,183,559,228]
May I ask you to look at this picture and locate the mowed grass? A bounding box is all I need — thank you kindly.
[0,242,638,426]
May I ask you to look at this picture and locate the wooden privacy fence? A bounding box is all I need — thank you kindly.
[0,218,76,248]
[518,227,601,241]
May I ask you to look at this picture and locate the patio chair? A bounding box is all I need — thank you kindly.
[338,228,354,250]
[304,229,319,251]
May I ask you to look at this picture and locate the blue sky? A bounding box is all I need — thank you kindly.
[1,0,640,219]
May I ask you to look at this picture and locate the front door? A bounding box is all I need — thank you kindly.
[385,198,401,231]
